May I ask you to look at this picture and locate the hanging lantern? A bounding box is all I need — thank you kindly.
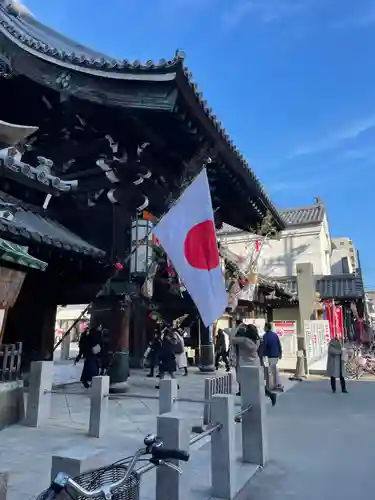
[130,215,154,275]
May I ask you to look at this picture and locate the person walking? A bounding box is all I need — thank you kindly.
[155,328,179,389]
[215,328,230,371]
[227,324,277,406]
[146,328,163,377]
[75,327,102,389]
[174,328,188,376]
[327,336,348,393]
[262,322,283,391]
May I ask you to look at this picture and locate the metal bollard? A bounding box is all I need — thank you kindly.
[211,395,236,500]
[239,366,268,467]
[203,378,212,425]
[24,361,53,428]
[0,471,8,500]
[156,411,190,500]
[159,379,178,415]
[51,446,102,482]
[89,376,109,438]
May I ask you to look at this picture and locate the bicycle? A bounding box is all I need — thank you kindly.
[36,434,190,500]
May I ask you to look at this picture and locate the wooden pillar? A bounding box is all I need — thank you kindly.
[41,304,57,360]
[106,298,131,392]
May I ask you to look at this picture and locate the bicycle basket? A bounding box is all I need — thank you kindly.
[37,466,140,500]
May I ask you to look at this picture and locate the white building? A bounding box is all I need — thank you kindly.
[331,237,358,275]
[219,202,331,278]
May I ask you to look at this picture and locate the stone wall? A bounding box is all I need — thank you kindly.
[0,380,24,430]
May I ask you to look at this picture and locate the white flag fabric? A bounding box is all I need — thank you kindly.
[153,169,228,326]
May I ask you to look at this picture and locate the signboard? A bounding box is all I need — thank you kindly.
[304,320,330,360]
[274,320,297,359]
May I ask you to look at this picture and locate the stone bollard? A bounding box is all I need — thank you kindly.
[0,471,8,500]
[156,411,190,500]
[25,361,53,428]
[51,446,102,482]
[239,366,268,467]
[210,394,236,500]
[89,376,109,438]
[159,378,178,415]
[60,333,71,361]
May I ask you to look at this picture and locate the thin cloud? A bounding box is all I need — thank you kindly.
[268,180,313,193]
[333,2,375,28]
[222,0,310,28]
[222,1,254,28]
[290,115,375,158]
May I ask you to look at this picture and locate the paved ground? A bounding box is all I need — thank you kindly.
[237,376,375,500]
[2,361,294,500]
[4,358,372,500]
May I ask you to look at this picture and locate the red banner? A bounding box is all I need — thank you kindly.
[324,300,344,339]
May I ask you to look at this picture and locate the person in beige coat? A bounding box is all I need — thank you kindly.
[226,324,277,406]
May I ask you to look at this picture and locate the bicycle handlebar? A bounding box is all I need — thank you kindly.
[41,435,190,499]
[151,447,189,462]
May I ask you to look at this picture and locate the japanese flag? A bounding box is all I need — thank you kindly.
[153,169,228,326]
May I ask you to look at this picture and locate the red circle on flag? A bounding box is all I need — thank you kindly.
[184,220,219,270]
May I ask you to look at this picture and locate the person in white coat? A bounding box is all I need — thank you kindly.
[174,329,188,376]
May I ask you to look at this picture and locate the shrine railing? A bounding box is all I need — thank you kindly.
[0,342,22,381]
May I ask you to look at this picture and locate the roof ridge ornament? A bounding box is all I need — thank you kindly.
[4,0,32,17]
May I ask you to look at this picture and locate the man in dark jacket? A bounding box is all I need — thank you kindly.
[262,322,283,391]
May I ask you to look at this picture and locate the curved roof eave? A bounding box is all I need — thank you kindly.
[0,4,285,230]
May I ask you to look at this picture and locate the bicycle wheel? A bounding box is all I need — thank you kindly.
[345,361,357,379]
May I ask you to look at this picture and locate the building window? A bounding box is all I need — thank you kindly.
[340,242,344,246]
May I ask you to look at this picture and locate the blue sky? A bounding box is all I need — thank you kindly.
[24,0,375,287]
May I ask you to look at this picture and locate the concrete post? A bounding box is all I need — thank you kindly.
[25,361,53,428]
[89,376,109,438]
[0,471,8,500]
[296,262,316,374]
[51,446,102,482]
[211,395,236,500]
[159,378,178,415]
[156,411,190,500]
[60,332,71,361]
[239,366,268,467]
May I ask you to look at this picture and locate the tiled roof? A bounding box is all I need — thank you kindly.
[0,3,285,231]
[0,191,105,258]
[277,275,364,299]
[217,223,243,235]
[280,204,325,227]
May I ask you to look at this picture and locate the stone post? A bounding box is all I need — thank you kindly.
[159,378,178,415]
[239,366,268,467]
[0,471,8,500]
[60,332,70,361]
[89,376,109,438]
[25,361,53,428]
[296,262,316,374]
[211,394,236,500]
[51,446,102,482]
[156,412,190,500]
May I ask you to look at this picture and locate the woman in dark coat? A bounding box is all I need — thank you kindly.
[155,328,178,389]
[147,329,163,377]
[77,328,102,388]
